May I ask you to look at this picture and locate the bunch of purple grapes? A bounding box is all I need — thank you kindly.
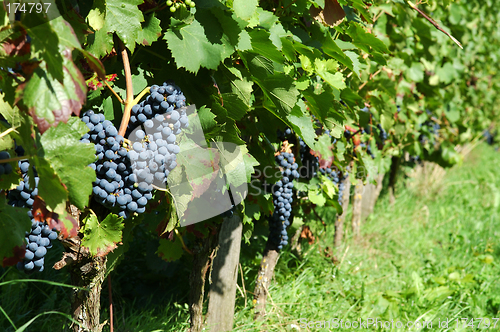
[17,220,58,273]
[81,110,153,219]
[0,151,13,177]
[299,138,319,180]
[269,152,300,250]
[8,158,58,273]
[81,82,188,219]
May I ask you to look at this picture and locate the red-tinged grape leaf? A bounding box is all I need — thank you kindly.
[136,14,162,46]
[32,198,79,238]
[40,118,96,210]
[81,214,124,257]
[0,197,31,266]
[24,47,86,133]
[80,49,106,80]
[213,142,257,188]
[49,18,106,80]
[2,31,31,57]
[313,134,335,168]
[310,0,345,27]
[176,139,221,200]
[157,238,184,262]
[2,244,26,267]
[104,0,145,51]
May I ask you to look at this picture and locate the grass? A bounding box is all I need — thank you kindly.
[231,143,500,331]
[1,143,500,331]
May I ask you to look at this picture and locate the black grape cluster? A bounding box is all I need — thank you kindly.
[377,124,388,147]
[277,128,294,142]
[298,138,318,180]
[81,82,188,219]
[17,220,58,273]
[8,159,38,212]
[8,158,58,273]
[418,120,440,144]
[81,111,153,219]
[344,128,354,140]
[221,205,236,218]
[128,83,187,136]
[0,151,13,177]
[358,142,375,159]
[337,170,349,206]
[318,166,349,206]
[269,152,300,250]
[483,130,496,145]
[319,166,339,184]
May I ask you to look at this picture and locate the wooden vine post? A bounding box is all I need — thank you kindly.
[351,179,364,239]
[53,207,107,332]
[206,214,243,331]
[253,141,294,319]
[189,225,220,332]
[334,173,351,248]
[388,156,400,204]
[253,241,280,319]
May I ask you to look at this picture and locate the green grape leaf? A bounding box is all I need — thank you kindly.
[287,100,317,149]
[103,0,144,51]
[87,0,106,31]
[258,73,299,116]
[221,93,249,120]
[230,76,254,107]
[86,28,114,58]
[436,62,456,84]
[164,9,239,73]
[232,0,258,21]
[81,213,124,256]
[157,238,184,262]
[407,62,424,82]
[136,14,162,46]
[314,58,346,92]
[0,198,31,266]
[308,189,326,206]
[346,22,389,54]
[40,118,96,210]
[33,157,69,212]
[197,106,219,136]
[248,29,285,63]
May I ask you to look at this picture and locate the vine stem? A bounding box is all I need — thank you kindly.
[407,0,463,49]
[102,80,124,105]
[0,127,18,139]
[118,39,135,137]
[108,276,113,332]
[0,156,27,163]
[174,228,194,255]
[358,68,383,91]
